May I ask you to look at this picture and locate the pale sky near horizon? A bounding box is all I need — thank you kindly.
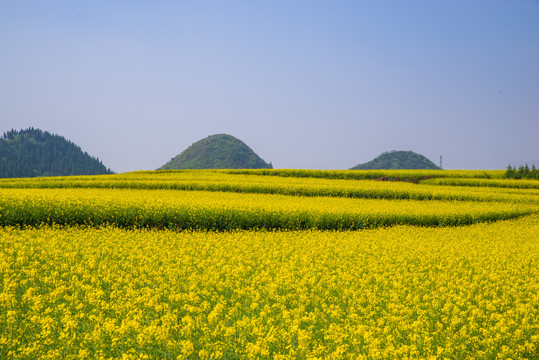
[1,1,538,172]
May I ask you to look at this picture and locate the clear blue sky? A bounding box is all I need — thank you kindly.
[1,1,538,172]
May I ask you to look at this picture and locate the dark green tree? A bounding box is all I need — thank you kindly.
[505,164,515,178]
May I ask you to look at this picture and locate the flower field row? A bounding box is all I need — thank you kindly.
[0,188,536,230]
[1,215,538,359]
[1,171,537,203]
[224,169,507,181]
[421,177,539,189]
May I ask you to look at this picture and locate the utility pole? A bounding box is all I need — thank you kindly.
[440,155,442,169]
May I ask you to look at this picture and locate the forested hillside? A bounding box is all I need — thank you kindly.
[0,128,113,178]
[159,134,272,170]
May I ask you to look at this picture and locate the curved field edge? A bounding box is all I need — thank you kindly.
[0,169,509,185]
[1,172,537,203]
[1,215,538,359]
[0,188,536,230]
[224,169,507,181]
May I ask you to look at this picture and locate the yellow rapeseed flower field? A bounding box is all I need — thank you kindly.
[0,187,536,230]
[0,216,538,359]
[0,170,538,359]
[1,170,537,203]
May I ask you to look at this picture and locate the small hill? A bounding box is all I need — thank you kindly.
[350,150,440,170]
[0,128,114,178]
[159,134,273,170]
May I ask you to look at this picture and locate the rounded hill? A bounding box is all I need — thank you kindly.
[159,134,273,170]
[350,150,440,170]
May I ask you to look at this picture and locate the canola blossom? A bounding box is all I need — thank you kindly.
[1,169,538,359]
[0,216,538,359]
[0,187,536,230]
[1,170,537,203]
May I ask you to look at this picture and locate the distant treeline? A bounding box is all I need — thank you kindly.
[505,164,538,179]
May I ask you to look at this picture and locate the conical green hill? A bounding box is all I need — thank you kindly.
[350,150,440,170]
[159,134,272,170]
